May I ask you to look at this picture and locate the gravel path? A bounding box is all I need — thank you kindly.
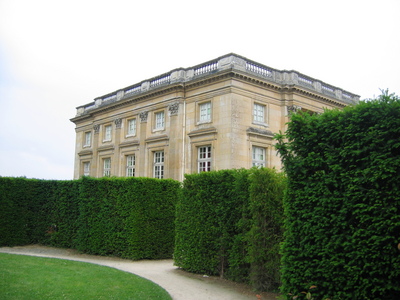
[0,245,279,300]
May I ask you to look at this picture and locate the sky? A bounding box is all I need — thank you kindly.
[0,0,399,180]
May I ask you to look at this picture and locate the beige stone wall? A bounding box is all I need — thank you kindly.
[71,54,358,181]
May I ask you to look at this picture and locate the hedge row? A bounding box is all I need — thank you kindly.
[174,168,286,291]
[0,177,180,260]
[275,92,400,299]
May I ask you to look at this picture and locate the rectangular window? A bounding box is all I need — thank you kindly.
[198,146,212,172]
[104,125,112,141]
[252,146,266,167]
[253,103,265,123]
[83,162,90,176]
[153,151,164,179]
[127,119,136,136]
[84,131,91,147]
[126,155,135,177]
[199,102,211,122]
[103,158,111,177]
[155,111,165,130]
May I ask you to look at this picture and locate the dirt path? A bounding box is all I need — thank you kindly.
[0,245,279,300]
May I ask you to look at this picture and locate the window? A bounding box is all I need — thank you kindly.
[199,102,211,122]
[103,158,111,177]
[252,146,266,167]
[153,151,164,179]
[198,146,211,172]
[104,125,112,141]
[253,103,265,123]
[127,118,136,136]
[126,155,135,177]
[83,162,90,176]
[155,111,165,130]
[84,131,91,147]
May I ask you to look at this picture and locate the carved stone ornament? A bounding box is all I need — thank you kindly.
[168,102,179,116]
[93,124,100,134]
[287,105,302,115]
[139,111,148,123]
[114,118,122,129]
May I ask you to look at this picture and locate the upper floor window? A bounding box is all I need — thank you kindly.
[154,151,164,179]
[199,102,211,122]
[253,103,265,123]
[104,125,112,141]
[83,161,90,176]
[155,111,165,130]
[252,146,266,167]
[127,118,137,136]
[103,158,111,177]
[84,131,92,147]
[126,155,135,177]
[198,146,212,172]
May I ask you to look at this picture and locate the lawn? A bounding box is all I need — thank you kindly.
[0,253,172,299]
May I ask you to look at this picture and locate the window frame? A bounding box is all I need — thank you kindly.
[253,102,267,125]
[198,145,212,172]
[252,146,266,167]
[126,155,135,177]
[103,158,111,177]
[83,161,90,176]
[199,101,212,123]
[126,118,137,137]
[153,151,164,179]
[103,124,112,142]
[154,111,165,131]
[83,131,92,148]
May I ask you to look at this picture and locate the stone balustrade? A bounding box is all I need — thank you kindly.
[75,53,360,116]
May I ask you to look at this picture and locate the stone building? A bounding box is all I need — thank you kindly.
[70,53,359,181]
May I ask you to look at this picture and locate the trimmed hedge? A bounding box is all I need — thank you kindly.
[275,92,400,299]
[0,177,180,260]
[174,168,286,291]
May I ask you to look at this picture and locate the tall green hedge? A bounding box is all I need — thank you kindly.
[275,92,400,299]
[174,168,286,291]
[77,177,179,259]
[0,176,180,260]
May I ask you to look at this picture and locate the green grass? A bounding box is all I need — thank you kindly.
[0,253,172,299]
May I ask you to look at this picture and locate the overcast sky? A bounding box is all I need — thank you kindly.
[0,0,399,180]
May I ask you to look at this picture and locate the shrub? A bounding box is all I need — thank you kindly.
[275,91,400,299]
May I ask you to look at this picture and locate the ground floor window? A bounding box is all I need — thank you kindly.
[103,158,111,177]
[153,151,164,179]
[83,161,90,176]
[126,155,135,177]
[252,146,266,167]
[198,145,211,172]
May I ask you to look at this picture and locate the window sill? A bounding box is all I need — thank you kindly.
[197,120,212,125]
[252,121,269,127]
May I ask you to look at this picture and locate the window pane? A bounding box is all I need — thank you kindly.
[155,112,165,129]
[252,146,266,167]
[105,125,112,140]
[84,132,91,146]
[198,146,212,172]
[128,119,136,135]
[200,102,211,121]
[253,104,265,122]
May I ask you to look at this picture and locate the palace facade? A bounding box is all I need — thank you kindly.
[70,53,359,181]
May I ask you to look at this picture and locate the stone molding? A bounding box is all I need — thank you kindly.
[74,53,360,118]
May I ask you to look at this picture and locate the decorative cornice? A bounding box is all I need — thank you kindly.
[246,127,274,138]
[72,53,359,121]
[188,127,218,138]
